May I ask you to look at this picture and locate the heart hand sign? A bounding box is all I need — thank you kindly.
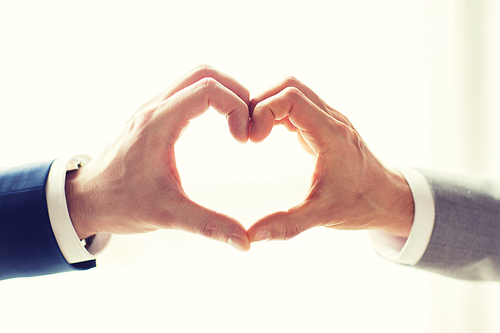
[65,65,414,253]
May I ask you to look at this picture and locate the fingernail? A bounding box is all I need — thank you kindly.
[253,229,270,242]
[228,236,244,252]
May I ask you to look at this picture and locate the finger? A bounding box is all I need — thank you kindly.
[250,76,326,113]
[247,204,317,242]
[250,87,341,153]
[162,65,250,105]
[249,76,353,130]
[172,197,250,251]
[275,116,297,132]
[129,65,250,123]
[251,87,318,143]
[145,77,250,143]
[274,117,315,154]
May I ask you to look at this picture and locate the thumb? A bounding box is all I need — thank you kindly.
[172,199,250,251]
[247,204,317,242]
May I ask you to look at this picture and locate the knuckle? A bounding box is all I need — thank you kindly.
[340,114,353,127]
[283,86,303,100]
[195,77,218,92]
[335,121,353,139]
[199,219,220,239]
[284,222,300,240]
[130,107,156,132]
[331,110,354,128]
[281,76,300,87]
[336,123,363,151]
[193,64,217,78]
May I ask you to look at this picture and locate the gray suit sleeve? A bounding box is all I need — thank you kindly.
[414,169,500,281]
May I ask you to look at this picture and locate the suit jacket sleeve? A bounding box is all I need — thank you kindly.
[414,169,500,281]
[0,161,95,280]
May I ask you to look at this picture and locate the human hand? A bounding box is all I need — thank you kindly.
[65,65,251,251]
[247,77,414,243]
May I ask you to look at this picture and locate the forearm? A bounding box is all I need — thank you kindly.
[0,161,93,280]
[414,169,500,281]
[49,155,110,263]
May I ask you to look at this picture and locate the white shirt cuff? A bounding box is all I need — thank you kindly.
[46,155,111,264]
[369,167,435,265]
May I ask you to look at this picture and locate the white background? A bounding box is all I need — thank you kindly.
[0,0,499,332]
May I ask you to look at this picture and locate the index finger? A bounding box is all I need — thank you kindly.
[163,65,250,105]
[250,87,341,153]
[249,77,354,138]
[147,77,250,144]
[250,76,326,115]
[129,65,250,123]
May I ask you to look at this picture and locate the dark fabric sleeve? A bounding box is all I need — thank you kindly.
[414,169,500,281]
[0,161,95,280]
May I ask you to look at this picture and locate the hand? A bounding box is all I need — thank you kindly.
[247,77,414,243]
[65,65,251,251]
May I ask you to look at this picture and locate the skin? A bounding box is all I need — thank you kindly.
[247,77,415,242]
[65,68,414,253]
[65,65,251,251]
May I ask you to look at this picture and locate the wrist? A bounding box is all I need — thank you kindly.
[386,169,414,237]
[65,167,98,240]
[371,168,414,238]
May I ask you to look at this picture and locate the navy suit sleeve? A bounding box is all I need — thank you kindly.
[0,161,95,280]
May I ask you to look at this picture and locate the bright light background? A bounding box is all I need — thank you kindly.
[0,0,497,332]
